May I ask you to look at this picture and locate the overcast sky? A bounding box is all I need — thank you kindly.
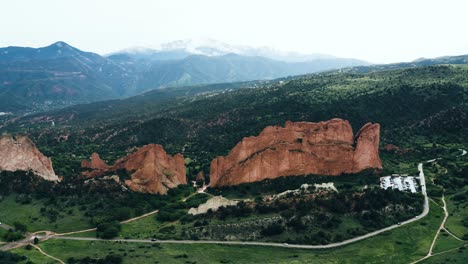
[1,0,467,63]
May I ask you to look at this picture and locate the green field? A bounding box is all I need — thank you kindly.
[120,214,166,239]
[432,231,465,254]
[10,199,446,264]
[445,192,468,240]
[0,228,7,242]
[420,247,468,264]
[9,248,53,264]
[0,195,92,233]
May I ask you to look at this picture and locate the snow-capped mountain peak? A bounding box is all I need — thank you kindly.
[157,38,337,62]
[108,38,360,63]
[159,38,244,56]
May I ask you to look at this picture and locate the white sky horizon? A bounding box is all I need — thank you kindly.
[1,0,467,64]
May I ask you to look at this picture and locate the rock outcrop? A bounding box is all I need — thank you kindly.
[81,152,109,170]
[81,152,109,178]
[210,118,382,187]
[0,135,58,181]
[188,196,238,215]
[82,144,186,194]
[352,122,381,171]
[383,144,412,155]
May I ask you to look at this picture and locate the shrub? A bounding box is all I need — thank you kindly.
[97,221,121,239]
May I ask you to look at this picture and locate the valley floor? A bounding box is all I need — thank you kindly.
[2,149,467,263]
[10,199,467,264]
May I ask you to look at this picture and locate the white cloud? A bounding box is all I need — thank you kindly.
[1,0,467,63]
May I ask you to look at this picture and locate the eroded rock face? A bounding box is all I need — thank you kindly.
[81,152,110,178]
[82,144,186,194]
[81,152,109,170]
[352,122,381,172]
[210,118,382,187]
[0,135,58,181]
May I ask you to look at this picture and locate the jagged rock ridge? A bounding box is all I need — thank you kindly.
[0,135,58,181]
[81,144,186,194]
[210,118,382,187]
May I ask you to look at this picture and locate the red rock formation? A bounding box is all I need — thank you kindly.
[0,135,58,181]
[384,144,399,152]
[210,118,382,187]
[353,122,381,172]
[383,144,412,155]
[82,144,186,194]
[81,152,110,178]
[81,152,109,170]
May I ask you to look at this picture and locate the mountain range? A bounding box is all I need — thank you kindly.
[113,38,341,62]
[2,40,468,115]
[0,40,367,113]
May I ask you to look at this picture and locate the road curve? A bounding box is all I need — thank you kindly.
[0,234,34,251]
[2,162,432,251]
[51,163,429,249]
[50,164,430,250]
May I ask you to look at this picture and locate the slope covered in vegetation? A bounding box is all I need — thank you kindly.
[1,65,467,180]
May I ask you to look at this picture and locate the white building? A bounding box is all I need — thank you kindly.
[380,175,418,193]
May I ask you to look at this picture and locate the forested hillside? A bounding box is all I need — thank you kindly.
[0,42,366,113]
[2,65,467,179]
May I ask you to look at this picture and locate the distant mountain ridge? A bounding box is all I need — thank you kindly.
[0,41,368,113]
[0,41,134,112]
[340,54,468,73]
[0,41,100,62]
[110,38,351,62]
[2,40,468,115]
[134,53,367,89]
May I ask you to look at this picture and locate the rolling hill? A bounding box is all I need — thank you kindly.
[0,41,134,112]
[2,64,466,178]
[0,41,367,113]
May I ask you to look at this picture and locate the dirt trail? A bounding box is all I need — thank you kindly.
[52,161,431,250]
[427,195,448,256]
[31,243,65,264]
[120,210,159,224]
[442,228,464,242]
[56,209,159,236]
[411,153,467,264]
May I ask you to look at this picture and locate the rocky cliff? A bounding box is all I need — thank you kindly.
[0,135,59,181]
[82,144,186,194]
[210,118,382,187]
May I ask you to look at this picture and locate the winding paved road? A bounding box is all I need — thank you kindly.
[0,159,432,252]
[25,163,431,250]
